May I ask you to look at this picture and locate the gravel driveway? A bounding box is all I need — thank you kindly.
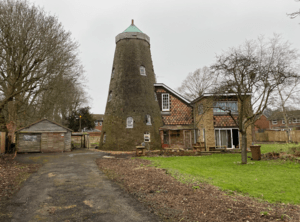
[3,150,159,222]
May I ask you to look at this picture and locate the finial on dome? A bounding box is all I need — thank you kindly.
[132,19,134,25]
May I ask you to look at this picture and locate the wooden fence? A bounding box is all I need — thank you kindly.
[0,132,6,153]
[255,130,300,142]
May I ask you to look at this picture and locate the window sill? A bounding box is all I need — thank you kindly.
[213,113,238,116]
[161,111,171,116]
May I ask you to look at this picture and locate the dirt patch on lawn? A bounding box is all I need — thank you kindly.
[0,154,41,217]
[97,157,300,222]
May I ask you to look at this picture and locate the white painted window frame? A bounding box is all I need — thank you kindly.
[162,93,170,111]
[140,66,146,76]
[146,115,152,125]
[272,120,277,125]
[214,128,239,149]
[126,117,133,128]
[144,132,151,142]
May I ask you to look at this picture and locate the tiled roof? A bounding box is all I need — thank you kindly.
[214,115,238,127]
[16,118,73,132]
[268,110,300,120]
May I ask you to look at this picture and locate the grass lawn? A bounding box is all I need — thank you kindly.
[258,143,300,154]
[143,144,300,204]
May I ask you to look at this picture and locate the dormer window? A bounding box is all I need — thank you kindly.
[140,66,146,76]
[108,91,112,102]
[127,117,133,128]
[111,68,115,78]
[162,93,170,111]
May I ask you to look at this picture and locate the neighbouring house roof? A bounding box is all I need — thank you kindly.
[159,124,194,130]
[154,83,191,104]
[16,118,73,132]
[268,110,300,120]
[92,114,104,120]
[191,92,252,104]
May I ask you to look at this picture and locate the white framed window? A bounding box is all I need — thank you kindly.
[108,91,112,102]
[140,66,146,76]
[144,132,150,142]
[292,118,299,124]
[272,120,277,125]
[127,117,133,128]
[282,120,285,124]
[95,121,98,126]
[213,101,238,113]
[99,122,102,126]
[111,68,115,78]
[146,115,151,125]
[162,93,170,111]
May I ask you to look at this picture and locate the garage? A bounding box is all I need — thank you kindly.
[16,119,73,153]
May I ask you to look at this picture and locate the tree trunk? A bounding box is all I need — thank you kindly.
[241,132,248,164]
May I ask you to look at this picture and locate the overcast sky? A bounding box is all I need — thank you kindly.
[31,0,300,114]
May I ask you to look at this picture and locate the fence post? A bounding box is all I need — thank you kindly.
[0,132,6,153]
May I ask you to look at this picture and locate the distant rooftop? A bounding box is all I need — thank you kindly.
[123,19,143,33]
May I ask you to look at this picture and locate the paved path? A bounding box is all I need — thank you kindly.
[3,150,159,222]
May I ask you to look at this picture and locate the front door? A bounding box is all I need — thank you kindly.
[184,131,192,148]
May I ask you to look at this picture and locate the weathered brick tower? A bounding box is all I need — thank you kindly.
[99,20,163,151]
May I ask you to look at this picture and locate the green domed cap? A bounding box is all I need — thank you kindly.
[123,20,143,33]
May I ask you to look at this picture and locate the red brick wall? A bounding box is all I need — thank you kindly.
[269,119,300,130]
[254,115,269,131]
[94,124,102,131]
[155,88,193,125]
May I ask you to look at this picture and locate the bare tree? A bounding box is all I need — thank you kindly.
[273,77,300,142]
[177,66,218,100]
[288,0,300,19]
[211,34,300,164]
[0,0,83,133]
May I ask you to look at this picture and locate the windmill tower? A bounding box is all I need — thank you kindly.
[99,20,163,151]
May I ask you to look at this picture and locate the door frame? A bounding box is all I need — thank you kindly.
[214,128,239,149]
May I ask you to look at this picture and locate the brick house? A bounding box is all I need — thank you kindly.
[154,83,194,149]
[254,114,270,131]
[92,114,104,132]
[268,110,300,131]
[192,93,252,150]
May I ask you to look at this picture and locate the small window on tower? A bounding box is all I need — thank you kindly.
[146,115,151,125]
[140,66,146,76]
[111,68,115,78]
[154,92,157,101]
[144,132,150,142]
[103,133,106,143]
[127,117,133,128]
[108,91,112,102]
